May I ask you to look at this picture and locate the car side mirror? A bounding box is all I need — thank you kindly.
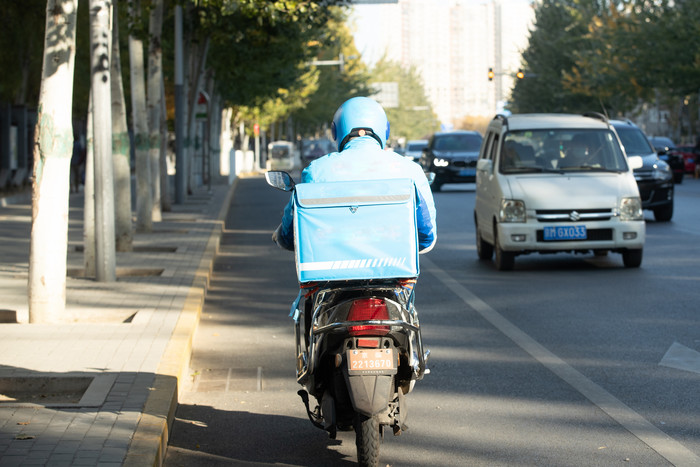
[627,155,643,170]
[476,159,492,172]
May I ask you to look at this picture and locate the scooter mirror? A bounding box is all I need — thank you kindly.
[265,171,296,192]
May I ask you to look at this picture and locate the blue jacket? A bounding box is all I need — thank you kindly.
[277,136,437,252]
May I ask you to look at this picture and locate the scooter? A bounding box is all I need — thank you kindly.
[266,171,430,467]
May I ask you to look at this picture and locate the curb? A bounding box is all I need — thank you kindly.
[123,178,238,467]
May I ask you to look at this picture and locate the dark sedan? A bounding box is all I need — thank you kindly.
[671,144,698,175]
[419,130,483,191]
[648,136,685,184]
[611,121,674,222]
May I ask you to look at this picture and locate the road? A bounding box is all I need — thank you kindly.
[165,174,700,466]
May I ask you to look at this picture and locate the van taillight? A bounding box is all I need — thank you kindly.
[348,298,390,336]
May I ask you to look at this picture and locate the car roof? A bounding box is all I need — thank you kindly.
[432,130,481,137]
[500,113,611,131]
[648,136,674,143]
[407,139,428,144]
[608,119,637,127]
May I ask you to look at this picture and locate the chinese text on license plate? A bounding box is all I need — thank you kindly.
[544,225,587,241]
[347,348,396,375]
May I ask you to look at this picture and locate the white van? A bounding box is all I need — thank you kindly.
[267,141,296,171]
[474,113,645,270]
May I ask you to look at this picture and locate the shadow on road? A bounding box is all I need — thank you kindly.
[166,403,356,466]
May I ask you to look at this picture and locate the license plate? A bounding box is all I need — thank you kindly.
[458,168,476,177]
[543,225,587,241]
[347,348,396,375]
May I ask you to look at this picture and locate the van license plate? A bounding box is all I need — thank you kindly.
[543,225,587,241]
[347,349,396,375]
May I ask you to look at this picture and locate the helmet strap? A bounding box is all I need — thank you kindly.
[338,127,383,151]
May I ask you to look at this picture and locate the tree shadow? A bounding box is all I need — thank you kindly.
[167,403,356,466]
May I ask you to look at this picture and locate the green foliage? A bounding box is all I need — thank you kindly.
[511,0,700,117]
[0,0,47,105]
[369,57,439,142]
[203,0,346,108]
[510,0,601,114]
[289,7,371,137]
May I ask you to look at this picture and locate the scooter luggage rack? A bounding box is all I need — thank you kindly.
[294,280,428,385]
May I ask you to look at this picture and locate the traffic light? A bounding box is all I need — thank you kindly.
[488,67,494,81]
[516,69,525,79]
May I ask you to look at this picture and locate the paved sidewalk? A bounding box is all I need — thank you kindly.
[0,180,236,466]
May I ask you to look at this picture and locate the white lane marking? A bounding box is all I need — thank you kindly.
[660,342,700,375]
[422,257,700,467]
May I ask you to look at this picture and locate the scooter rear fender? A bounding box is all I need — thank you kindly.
[344,373,394,417]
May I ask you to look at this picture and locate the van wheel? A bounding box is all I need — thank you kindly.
[622,249,643,268]
[475,223,493,260]
[494,226,514,271]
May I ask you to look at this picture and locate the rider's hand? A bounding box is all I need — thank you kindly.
[272,224,282,245]
[272,224,295,251]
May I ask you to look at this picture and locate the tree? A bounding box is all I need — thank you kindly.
[510,0,602,114]
[0,0,45,105]
[561,2,654,115]
[89,0,117,282]
[129,0,152,231]
[111,0,133,252]
[289,7,370,138]
[28,0,80,323]
[369,57,439,143]
[147,0,164,221]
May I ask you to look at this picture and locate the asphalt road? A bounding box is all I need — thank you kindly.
[165,174,700,467]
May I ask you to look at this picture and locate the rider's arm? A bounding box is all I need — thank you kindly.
[416,189,436,253]
[412,166,437,253]
[274,196,295,251]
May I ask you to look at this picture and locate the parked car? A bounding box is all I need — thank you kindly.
[611,121,674,222]
[403,139,428,162]
[670,144,698,174]
[419,130,483,191]
[474,113,645,270]
[648,136,685,183]
[300,138,334,167]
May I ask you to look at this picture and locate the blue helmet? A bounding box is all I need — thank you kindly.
[331,97,390,151]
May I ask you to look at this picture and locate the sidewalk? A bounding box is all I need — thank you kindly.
[0,180,236,466]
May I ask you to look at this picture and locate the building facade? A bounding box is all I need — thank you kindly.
[353,0,535,126]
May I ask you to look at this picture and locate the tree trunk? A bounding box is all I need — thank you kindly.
[84,96,95,277]
[147,0,164,221]
[159,74,171,212]
[90,0,116,282]
[28,0,79,323]
[129,0,152,232]
[111,0,133,252]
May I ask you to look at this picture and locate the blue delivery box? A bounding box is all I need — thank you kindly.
[293,178,419,283]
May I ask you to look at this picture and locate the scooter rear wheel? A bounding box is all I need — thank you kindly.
[354,414,381,467]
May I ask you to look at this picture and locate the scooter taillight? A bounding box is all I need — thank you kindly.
[347,298,390,336]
